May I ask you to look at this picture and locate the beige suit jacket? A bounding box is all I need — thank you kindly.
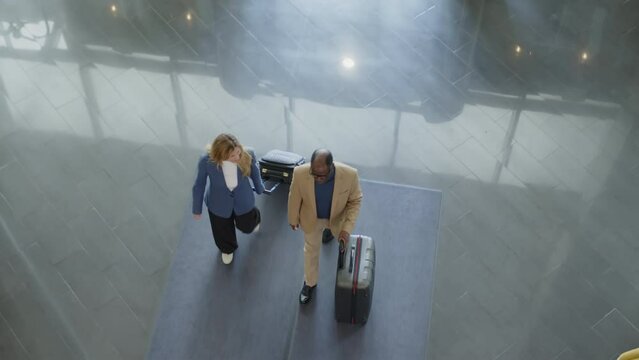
[288,161,363,236]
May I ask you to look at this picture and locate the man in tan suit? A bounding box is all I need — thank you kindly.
[288,149,363,304]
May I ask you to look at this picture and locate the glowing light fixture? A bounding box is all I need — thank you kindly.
[186,12,192,21]
[515,45,522,54]
[341,57,355,69]
[581,51,589,61]
[110,4,117,13]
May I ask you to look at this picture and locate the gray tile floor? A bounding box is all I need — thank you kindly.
[1,0,639,359]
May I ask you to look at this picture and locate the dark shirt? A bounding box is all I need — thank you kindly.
[314,171,335,219]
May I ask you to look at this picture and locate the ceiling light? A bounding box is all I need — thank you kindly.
[341,57,355,69]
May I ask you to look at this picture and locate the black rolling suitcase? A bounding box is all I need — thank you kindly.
[258,150,305,192]
[335,235,375,324]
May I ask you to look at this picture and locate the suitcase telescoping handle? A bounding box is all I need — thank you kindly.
[349,245,355,273]
[251,180,279,195]
[262,180,280,195]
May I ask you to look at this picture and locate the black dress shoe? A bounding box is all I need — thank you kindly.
[299,282,316,304]
[322,229,334,243]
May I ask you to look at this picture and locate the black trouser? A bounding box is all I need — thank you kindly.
[208,208,261,254]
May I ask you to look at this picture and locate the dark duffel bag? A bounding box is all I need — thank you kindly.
[258,150,305,185]
[335,235,375,324]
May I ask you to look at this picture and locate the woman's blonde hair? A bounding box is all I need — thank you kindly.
[206,133,252,177]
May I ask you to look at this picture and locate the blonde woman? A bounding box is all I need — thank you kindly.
[192,134,265,264]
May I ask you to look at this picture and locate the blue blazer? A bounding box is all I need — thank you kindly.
[192,154,265,218]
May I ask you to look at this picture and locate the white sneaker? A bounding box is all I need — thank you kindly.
[221,253,233,264]
[252,224,260,234]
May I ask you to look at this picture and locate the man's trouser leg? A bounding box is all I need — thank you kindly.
[303,219,329,287]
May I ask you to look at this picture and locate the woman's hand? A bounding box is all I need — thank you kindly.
[193,214,202,220]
